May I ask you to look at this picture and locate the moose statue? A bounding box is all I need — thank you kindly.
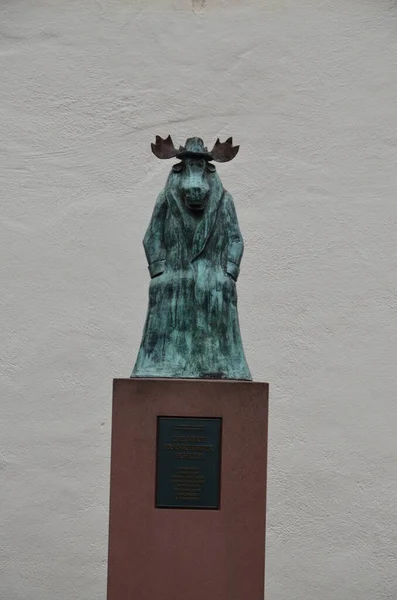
[131,135,252,381]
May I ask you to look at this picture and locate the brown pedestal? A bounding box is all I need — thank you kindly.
[107,378,269,600]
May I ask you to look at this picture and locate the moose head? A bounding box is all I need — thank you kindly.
[151,135,239,211]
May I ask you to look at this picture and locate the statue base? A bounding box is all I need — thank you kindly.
[107,378,269,600]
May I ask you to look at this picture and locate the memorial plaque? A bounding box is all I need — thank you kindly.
[155,416,222,509]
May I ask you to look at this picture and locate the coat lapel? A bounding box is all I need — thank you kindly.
[191,185,224,261]
[165,188,188,242]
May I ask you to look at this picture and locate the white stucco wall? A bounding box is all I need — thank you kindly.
[1,0,397,598]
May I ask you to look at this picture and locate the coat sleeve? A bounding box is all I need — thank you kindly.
[225,192,244,281]
[143,191,168,278]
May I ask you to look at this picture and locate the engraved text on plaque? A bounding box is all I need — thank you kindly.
[155,416,222,509]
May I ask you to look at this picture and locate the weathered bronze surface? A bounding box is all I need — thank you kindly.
[155,416,222,509]
[131,136,251,380]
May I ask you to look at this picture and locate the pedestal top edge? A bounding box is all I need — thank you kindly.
[113,378,269,387]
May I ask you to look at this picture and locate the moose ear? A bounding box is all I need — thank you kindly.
[210,137,239,162]
[172,162,184,172]
[207,162,216,172]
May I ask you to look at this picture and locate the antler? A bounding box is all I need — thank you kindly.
[210,137,239,162]
[151,135,179,159]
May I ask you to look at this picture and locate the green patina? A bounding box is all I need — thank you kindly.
[131,136,251,381]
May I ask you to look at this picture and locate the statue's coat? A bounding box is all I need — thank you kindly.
[132,165,251,380]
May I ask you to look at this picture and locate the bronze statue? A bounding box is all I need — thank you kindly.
[132,136,251,380]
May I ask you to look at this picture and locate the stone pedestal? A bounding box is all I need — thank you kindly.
[107,378,269,600]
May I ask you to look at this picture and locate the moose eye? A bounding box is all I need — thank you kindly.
[172,162,184,173]
[207,163,216,173]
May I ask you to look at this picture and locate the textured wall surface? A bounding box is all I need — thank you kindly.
[1,1,397,599]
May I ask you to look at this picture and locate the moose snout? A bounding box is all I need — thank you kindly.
[184,185,209,209]
[181,158,210,210]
